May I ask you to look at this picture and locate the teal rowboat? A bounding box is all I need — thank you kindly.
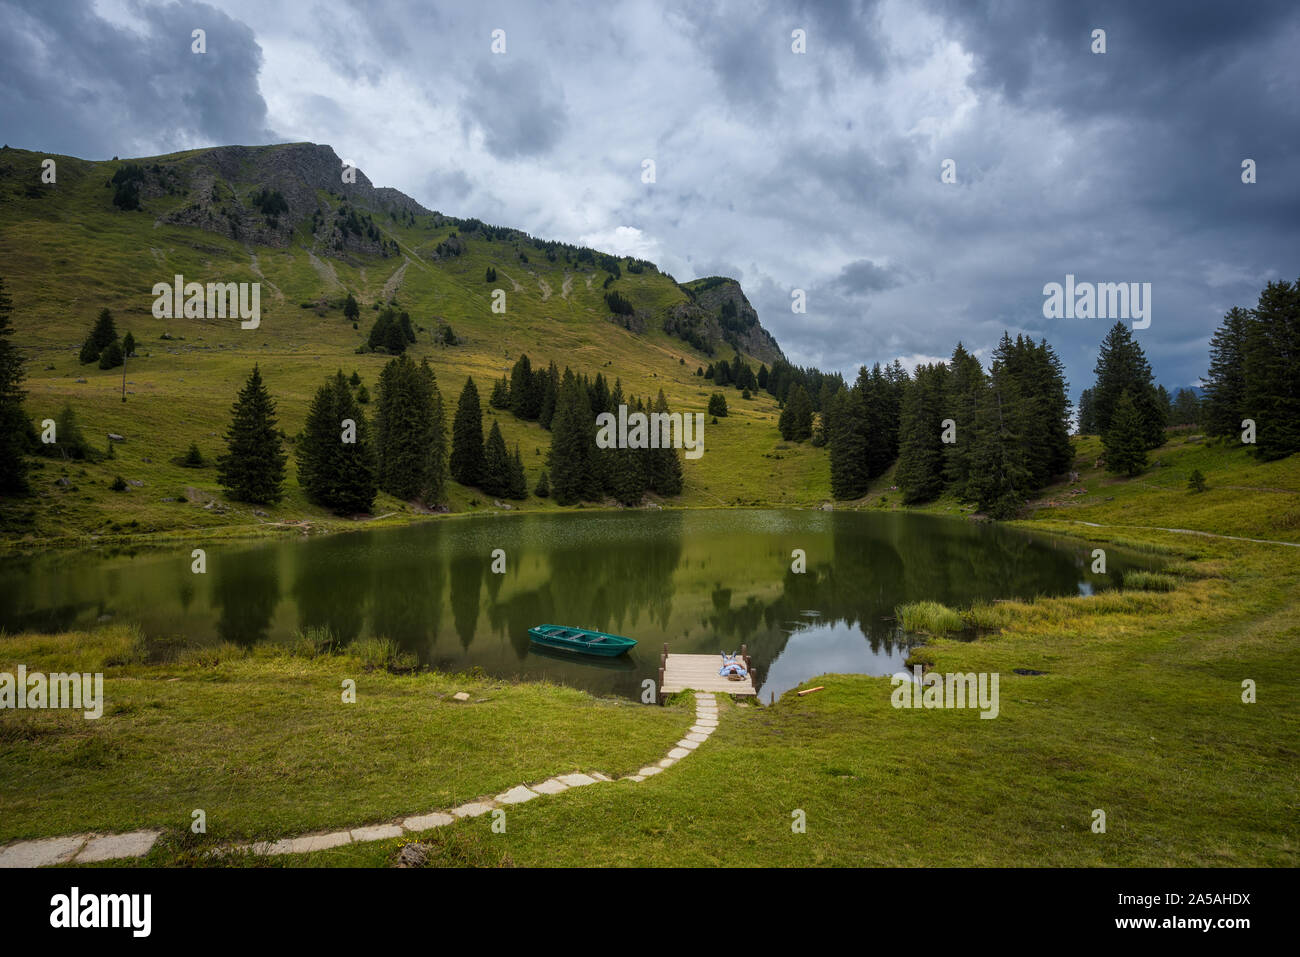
[528,624,637,657]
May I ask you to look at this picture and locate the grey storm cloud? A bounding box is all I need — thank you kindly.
[460,58,568,160]
[1,0,1296,399]
[835,259,905,296]
[0,0,275,157]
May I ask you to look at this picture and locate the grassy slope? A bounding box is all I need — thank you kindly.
[0,146,827,545]
[3,435,1296,866]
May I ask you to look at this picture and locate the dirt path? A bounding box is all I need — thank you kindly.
[382,258,410,301]
[561,273,573,299]
[1070,520,1300,549]
[304,248,343,291]
[0,694,722,866]
[538,276,552,301]
[247,250,285,302]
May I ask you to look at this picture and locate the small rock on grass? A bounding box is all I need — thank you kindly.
[396,843,429,868]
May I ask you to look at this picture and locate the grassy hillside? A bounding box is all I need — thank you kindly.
[0,144,826,544]
[2,435,1295,865]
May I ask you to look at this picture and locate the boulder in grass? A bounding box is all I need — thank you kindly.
[107,433,125,442]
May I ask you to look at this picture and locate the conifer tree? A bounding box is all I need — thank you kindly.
[1242,278,1300,460]
[780,384,813,441]
[1202,306,1250,438]
[967,366,1030,519]
[828,387,869,499]
[1103,390,1148,477]
[538,361,559,429]
[648,390,684,496]
[895,363,949,504]
[942,343,984,499]
[549,369,594,505]
[216,365,287,504]
[97,339,124,370]
[535,469,549,497]
[450,377,484,486]
[90,309,118,352]
[344,292,359,323]
[417,359,448,505]
[1091,322,1165,449]
[708,392,728,417]
[481,420,511,496]
[508,444,528,500]
[297,371,377,513]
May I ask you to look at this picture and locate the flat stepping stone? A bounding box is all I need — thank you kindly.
[403,812,454,831]
[557,773,598,788]
[496,785,539,804]
[695,715,719,726]
[76,830,160,863]
[0,835,86,868]
[694,692,716,700]
[658,758,676,768]
[350,824,403,843]
[451,801,496,818]
[590,771,613,782]
[266,830,352,855]
[638,766,663,776]
[452,692,470,701]
[676,739,700,750]
[531,778,569,795]
[689,725,715,735]
[684,731,709,743]
[667,747,691,759]
[625,775,645,783]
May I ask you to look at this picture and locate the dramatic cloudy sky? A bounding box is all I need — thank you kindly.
[3,0,1298,397]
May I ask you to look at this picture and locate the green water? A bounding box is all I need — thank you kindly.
[0,509,1158,701]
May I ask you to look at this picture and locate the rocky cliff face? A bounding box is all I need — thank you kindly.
[666,278,784,365]
[155,142,430,256]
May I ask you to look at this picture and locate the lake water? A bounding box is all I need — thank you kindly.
[0,509,1158,702]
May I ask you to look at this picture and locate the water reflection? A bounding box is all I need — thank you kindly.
[0,510,1156,701]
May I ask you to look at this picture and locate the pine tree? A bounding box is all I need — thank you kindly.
[647,389,683,497]
[122,331,135,357]
[344,292,359,323]
[1103,390,1148,477]
[481,420,511,496]
[780,385,813,441]
[828,387,869,499]
[1092,322,1165,450]
[1077,387,1096,434]
[216,365,287,504]
[535,469,549,497]
[97,339,123,370]
[508,444,528,499]
[297,371,377,513]
[1202,306,1250,438]
[895,363,949,504]
[967,367,1031,519]
[490,376,510,409]
[708,392,728,417]
[417,359,448,505]
[90,309,118,352]
[538,361,559,429]
[943,343,984,498]
[549,369,593,505]
[450,377,484,486]
[0,277,30,495]
[1242,278,1300,460]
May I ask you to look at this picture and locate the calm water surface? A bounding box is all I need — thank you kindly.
[0,510,1159,701]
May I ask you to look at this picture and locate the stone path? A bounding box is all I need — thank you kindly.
[0,694,720,867]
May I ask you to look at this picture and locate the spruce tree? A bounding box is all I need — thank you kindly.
[535,469,549,497]
[708,392,728,417]
[97,339,124,370]
[648,390,684,496]
[216,365,287,504]
[90,309,118,352]
[1202,306,1250,438]
[1077,388,1096,434]
[895,363,949,504]
[344,292,359,323]
[549,369,593,505]
[0,277,30,495]
[1103,390,1148,477]
[508,444,528,500]
[780,385,813,441]
[481,420,511,496]
[1242,278,1300,460]
[297,371,377,513]
[418,359,448,505]
[967,367,1030,519]
[538,361,559,429]
[828,387,869,499]
[450,377,485,486]
[1092,322,1165,449]
[943,343,984,498]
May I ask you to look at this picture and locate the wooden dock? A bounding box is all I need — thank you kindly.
[657,644,758,701]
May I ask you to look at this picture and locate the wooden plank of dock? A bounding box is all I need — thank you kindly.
[658,644,758,699]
